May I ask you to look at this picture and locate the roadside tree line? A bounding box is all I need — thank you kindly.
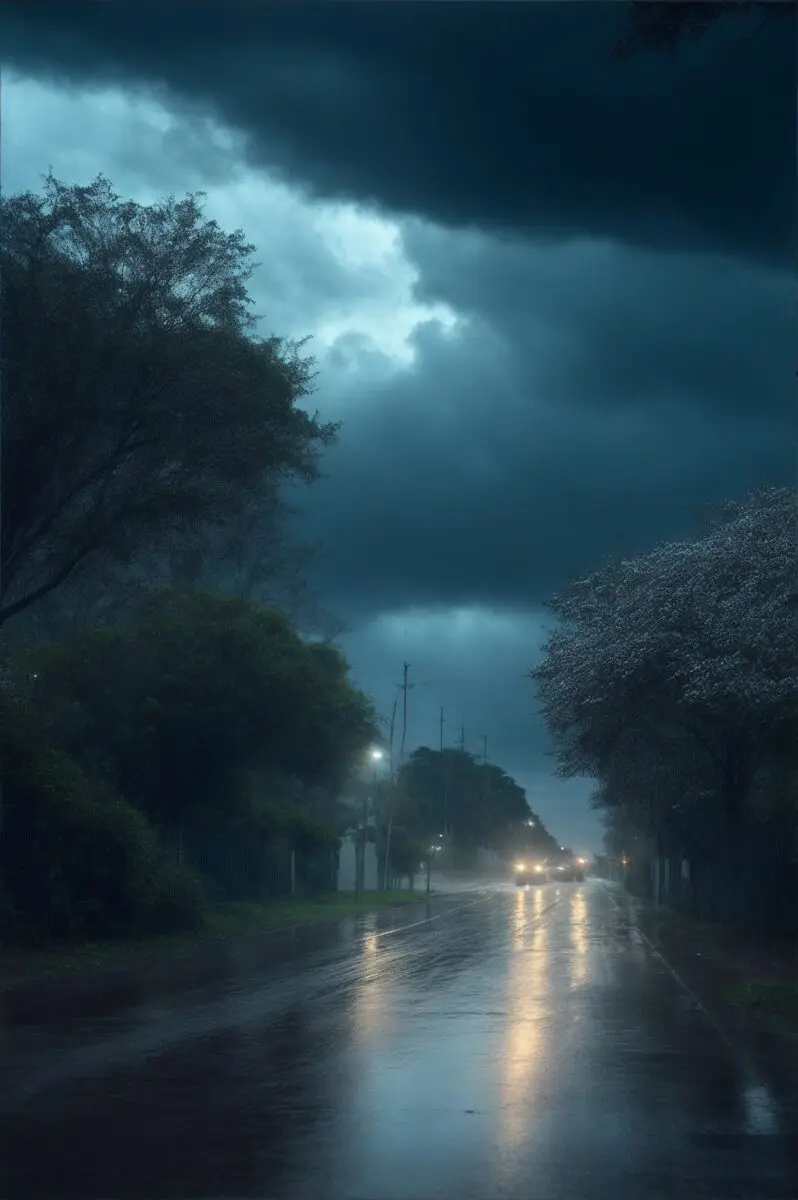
[2,592,379,940]
[531,487,797,934]
[0,173,557,944]
[0,173,377,943]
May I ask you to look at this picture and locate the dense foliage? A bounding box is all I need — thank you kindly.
[1,591,378,937]
[29,591,375,821]
[531,487,798,931]
[394,747,561,866]
[0,175,374,942]
[0,676,204,940]
[0,173,334,628]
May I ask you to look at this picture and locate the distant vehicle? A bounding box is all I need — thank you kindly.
[514,860,547,886]
[515,854,588,886]
[551,856,587,883]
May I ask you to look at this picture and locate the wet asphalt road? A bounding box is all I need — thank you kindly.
[2,880,796,1200]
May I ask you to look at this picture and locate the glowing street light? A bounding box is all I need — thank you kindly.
[356,748,386,901]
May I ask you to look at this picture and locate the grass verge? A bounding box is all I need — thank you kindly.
[631,896,798,1042]
[0,889,428,994]
[206,891,427,935]
[725,979,798,1023]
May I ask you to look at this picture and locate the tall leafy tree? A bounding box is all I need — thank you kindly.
[531,486,797,921]
[397,746,560,856]
[1,173,336,625]
[26,590,378,840]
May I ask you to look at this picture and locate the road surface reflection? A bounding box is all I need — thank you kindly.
[2,882,795,1199]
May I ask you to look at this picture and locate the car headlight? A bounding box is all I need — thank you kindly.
[515,862,526,871]
[534,863,544,872]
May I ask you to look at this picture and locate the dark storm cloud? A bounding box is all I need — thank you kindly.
[405,228,794,422]
[4,2,793,267]
[303,230,793,621]
[6,2,791,852]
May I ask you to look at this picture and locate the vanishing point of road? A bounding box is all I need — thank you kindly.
[2,880,796,1200]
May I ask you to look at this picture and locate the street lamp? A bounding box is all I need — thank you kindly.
[356,748,385,901]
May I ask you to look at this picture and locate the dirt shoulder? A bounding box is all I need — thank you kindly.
[625,892,798,1118]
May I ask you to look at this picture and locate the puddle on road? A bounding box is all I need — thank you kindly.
[741,1081,780,1136]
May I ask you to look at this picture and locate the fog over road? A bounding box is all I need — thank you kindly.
[2,881,796,1199]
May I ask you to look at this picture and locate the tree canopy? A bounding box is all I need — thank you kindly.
[0,173,384,940]
[1,173,336,626]
[531,486,797,927]
[395,746,561,859]
[23,589,378,835]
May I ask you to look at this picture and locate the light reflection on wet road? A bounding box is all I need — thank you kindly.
[2,881,796,1199]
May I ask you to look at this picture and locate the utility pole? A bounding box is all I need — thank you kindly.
[458,726,466,754]
[388,687,400,781]
[428,705,447,897]
[355,767,367,901]
[382,687,400,892]
[441,706,451,841]
[385,664,412,893]
[355,774,364,901]
[399,661,412,763]
[483,734,491,808]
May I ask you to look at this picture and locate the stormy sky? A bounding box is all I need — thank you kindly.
[4,2,793,853]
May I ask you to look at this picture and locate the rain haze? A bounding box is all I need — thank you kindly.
[3,2,792,852]
[2,7,797,1200]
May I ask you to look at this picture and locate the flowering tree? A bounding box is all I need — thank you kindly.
[531,487,797,916]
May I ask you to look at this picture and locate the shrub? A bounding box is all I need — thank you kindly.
[1,717,205,942]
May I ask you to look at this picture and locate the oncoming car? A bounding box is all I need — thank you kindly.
[515,855,588,885]
[514,860,548,886]
[551,856,588,883]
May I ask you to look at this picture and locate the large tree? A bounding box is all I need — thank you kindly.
[397,746,560,857]
[531,486,797,920]
[1,173,336,626]
[24,589,378,841]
